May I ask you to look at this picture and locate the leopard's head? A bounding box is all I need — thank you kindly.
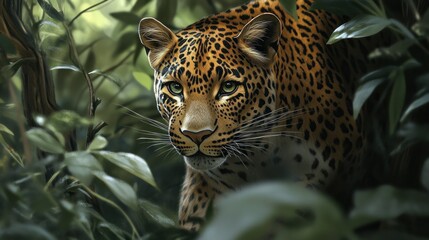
[138,13,282,171]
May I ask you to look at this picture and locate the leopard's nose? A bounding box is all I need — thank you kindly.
[182,129,213,145]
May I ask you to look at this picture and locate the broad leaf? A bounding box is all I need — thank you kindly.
[110,12,141,25]
[65,151,103,185]
[133,71,152,90]
[199,182,345,240]
[311,0,373,17]
[388,69,406,134]
[94,151,157,188]
[37,0,64,22]
[349,185,429,228]
[94,171,138,210]
[401,93,429,122]
[369,39,415,60]
[27,128,65,154]
[88,135,108,151]
[0,223,56,240]
[328,15,391,44]
[139,199,176,227]
[353,79,385,119]
[360,66,395,83]
[0,123,13,136]
[156,0,177,25]
[280,0,297,20]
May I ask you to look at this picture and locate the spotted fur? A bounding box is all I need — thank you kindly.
[139,0,371,231]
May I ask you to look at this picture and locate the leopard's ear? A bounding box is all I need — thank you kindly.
[236,13,282,66]
[138,17,177,69]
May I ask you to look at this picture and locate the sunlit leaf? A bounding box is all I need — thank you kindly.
[200,182,345,240]
[139,199,176,227]
[44,110,91,132]
[280,0,297,20]
[401,93,429,122]
[110,12,141,25]
[349,185,429,228]
[133,71,152,90]
[27,128,65,154]
[65,151,103,185]
[328,15,391,44]
[94,171,138,210]
[37,0,65,22]
[0,123,13,136]
[388,69,406,134]
[88,135,108,151]
[94,151,157,188]
[353,79,385,119]
[89,69,121,87]
[51,65,80,72]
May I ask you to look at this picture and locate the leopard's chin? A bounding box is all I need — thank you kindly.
[184,153,226,171]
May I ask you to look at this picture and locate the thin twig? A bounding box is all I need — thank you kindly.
[68,0,109,26]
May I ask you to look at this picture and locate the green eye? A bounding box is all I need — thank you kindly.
[167,82,183,95]
[221,81,238,95]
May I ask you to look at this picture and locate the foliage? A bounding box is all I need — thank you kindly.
[0,0,428,239]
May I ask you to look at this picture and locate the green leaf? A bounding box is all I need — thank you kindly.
[94,171,138,210]
[88,135,108,151]
[51,65,80,72]
[156,0,177,25]
[280,0,297,20]
[364,230,429,240]
[401,93,429,122]
[36,0,65,22]
[310,0,372,17]
[422,159,429,191]
[65,151,103,185]
[199,182,345,240]
[327,15,391,44]
[44,110,91,132]
[0,34,16,54]
[1,58,31,79]
[349,185,429,228]
[359,66,396,83]
[0,123,13,136]
[27,128,65,154]
[110,12,141,25]
[0,223,56,240]
[95,151,157,188]
[139,199,176,227]
[368,39,415,60]
[353,79,385,119]
[388,69,406,134]
[0,134,23,167]
[133,71,153,91]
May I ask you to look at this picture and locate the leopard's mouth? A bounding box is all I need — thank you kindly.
[183,152,226,171]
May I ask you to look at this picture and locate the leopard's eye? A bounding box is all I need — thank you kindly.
[220,81,238,95]
[167,82,183,95]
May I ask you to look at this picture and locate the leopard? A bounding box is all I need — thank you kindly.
[138,0,372,231]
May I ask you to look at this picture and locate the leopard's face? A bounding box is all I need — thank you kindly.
[139,14,281,171]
